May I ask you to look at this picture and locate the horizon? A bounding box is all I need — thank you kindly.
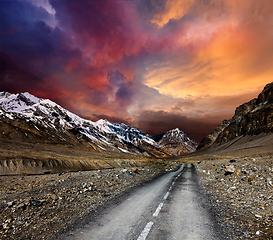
[1,0,273,142]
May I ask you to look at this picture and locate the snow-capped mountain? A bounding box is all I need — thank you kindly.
[0,91,171,157]
[0,92,41,112]
[152,128,198,155]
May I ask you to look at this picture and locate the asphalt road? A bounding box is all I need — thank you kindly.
[63,164,221,240]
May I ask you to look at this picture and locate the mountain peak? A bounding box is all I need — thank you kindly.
[0,91,42,112]
[170,128,180,133]
[152,128,198,156]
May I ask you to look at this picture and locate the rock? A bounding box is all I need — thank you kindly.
[40,199,47,204]
[88,186,96,191]
[30,200,41,206]
[7,201,14,207]
[265,178,272,182]
[248,175,255,183]
[255,214,262,218]
[230,159,236,163]
[242,169,249,174]
[16,203,26,210]
[50,194,58,201]
[132,168,139,173]
[229,186,236,191]
[6,218,13,224]
[122,169,133,177]
[252,167,258,172]
[3,223,9,230]
[12,221,23,227]
[241,176,247,181]
[225,165,235,175]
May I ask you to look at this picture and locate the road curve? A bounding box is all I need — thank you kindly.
[62,164,221,240]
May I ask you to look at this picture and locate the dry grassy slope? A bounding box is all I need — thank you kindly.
[0,106,171,176]
[0,138,167,176]
[179,133,273,164]
[0,111,101,151]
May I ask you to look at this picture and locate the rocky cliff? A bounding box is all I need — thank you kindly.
[198,82,273,149]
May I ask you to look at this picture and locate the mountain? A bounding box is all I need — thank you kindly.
[0,91,172,158]
[152,128,198,155]
[197,82,273,150]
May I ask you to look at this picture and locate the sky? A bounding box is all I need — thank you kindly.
[1,0,273,142]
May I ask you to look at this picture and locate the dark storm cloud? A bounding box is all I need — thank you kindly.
[1,0,272,142]
[0,0,144,119]
[0,52,42,92]
[50,0,136,51]
[108,70,134,108]
[0,1,73,91]
[135,110,227,142]
[0,1,91,99]
[1,1,55,60]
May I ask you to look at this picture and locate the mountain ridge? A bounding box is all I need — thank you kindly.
[0,91,197,157]
[197,82,273,150]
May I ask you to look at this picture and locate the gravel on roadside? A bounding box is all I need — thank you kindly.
[195,155,273,240]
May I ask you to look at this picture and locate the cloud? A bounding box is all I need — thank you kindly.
[150,0,195,27]
[0,52,43,93]
[50,0,146,66]
[0,1,86,95]
[1,0,273,142]
[108,70,134,106]
[134,110,227,142]
[141,0,273,100]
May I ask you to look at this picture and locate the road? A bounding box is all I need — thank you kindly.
[63,164,221,240]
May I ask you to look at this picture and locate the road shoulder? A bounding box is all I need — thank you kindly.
[195,156,273,239]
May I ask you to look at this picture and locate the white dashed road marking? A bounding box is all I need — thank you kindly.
[137,164,185,240]
[153,202,164,217]
[137,221,154,240]
[163,191,170,200]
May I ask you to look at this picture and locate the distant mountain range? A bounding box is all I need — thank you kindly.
[198,82,273,150]
[0,92,197,157]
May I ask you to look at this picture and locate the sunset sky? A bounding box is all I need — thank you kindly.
[1,0,273,142]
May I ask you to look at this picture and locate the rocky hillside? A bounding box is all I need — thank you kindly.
[198,82,273,149]
[152,128,198,155]
[0,92,171,158]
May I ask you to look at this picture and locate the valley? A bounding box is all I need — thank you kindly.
[1,1,273,238]
[0,82,273,239]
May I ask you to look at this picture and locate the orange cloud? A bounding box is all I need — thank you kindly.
[143,0,273,101]
[151,0,194,27]
[2,0,273,141]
